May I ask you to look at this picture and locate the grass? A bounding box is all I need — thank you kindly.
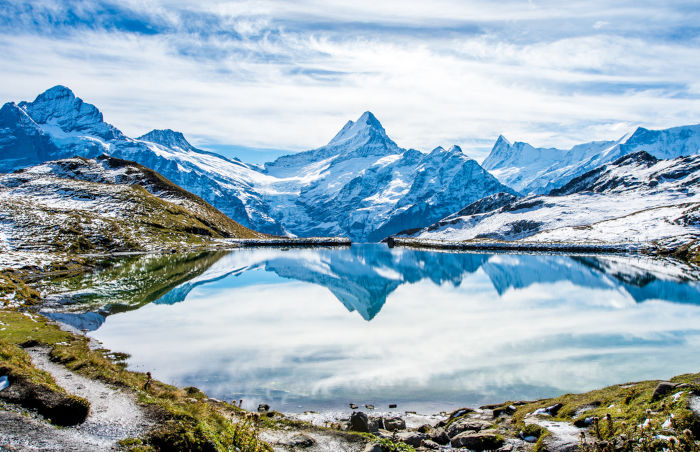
[0,308,272,452]
[510,373,700,451]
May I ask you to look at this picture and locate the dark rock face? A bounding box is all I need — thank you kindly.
[284,434,315,448]
[0,371,90,426]
[350,411,369,432]
[450,432,505,450]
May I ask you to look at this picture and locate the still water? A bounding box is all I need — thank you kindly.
[47,245,700,413]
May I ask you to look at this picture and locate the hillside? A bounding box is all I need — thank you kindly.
[0,156,265,256]
[406,152,700,257]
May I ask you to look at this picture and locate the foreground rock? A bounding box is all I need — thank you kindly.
[450,431,505,450]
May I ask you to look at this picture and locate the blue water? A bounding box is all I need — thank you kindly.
[83,244,700,413]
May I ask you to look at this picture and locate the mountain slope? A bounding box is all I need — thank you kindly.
[482,124,700,194]
[409,151,700,247]
[0,156,265,254]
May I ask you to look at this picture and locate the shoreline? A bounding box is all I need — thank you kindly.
[386,236,649,254]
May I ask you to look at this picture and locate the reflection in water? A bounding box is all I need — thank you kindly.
[49,245,700,413]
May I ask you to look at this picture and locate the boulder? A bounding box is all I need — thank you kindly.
[446,418,493,437]
[394,431,426,447]
[450,432,505,450]
[363,444,384,452]
[257,403,270,412]
[383,416,406,431]
[284,434,315,448]
[652,382,677,400]
[421,439,440,449]
[350,411,370,432]
[430,427,450,445]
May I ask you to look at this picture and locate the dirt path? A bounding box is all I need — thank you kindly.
[0,347,153,451]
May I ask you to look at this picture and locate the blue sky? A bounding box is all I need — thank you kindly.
[1,0,699,162]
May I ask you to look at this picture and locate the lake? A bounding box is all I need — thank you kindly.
[42,244,700,414]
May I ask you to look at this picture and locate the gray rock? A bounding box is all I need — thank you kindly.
[363,443,384,452]
[421,439,440,449]
[257,403,270,412]
[652,382,677,400]
[446,418,493,437]
[430,427,450,445]
[395,431,426,447]
[450,432,505,450]
[497,444,515,452]
[350,411,370,432]
[383,416,406,431]
[284,434,315,448]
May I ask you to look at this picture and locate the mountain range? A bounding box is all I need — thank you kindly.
[1,85,700,248]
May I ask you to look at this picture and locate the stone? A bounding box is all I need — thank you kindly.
[363,444,384,452]
[416,423,432,433]
[546,403,563,416]
[395,431,426,447]
[350,411,370,432]
[257,403,270,412]
[421,439,440,449]
[430,427,450,445]
[496,444,514,452]
[383,416,406,431]
[284,434,315,448]
[446,418,493,438]
[450,432,505,450]
[652,382,677,400]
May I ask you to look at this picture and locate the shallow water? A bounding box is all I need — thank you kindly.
[49,245,700,414]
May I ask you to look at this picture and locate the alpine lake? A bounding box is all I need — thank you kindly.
[40,244,700,416]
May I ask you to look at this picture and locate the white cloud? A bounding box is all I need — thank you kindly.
[0,0,699,162]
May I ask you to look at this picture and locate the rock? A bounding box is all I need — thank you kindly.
[546,403,563,416]
[416,423,432,433]
[652,382,677,400]
[446,418,493,437]
[350,411,370,432]
[363,443,384,452]
[421,439,440,449]
[447,407,475,422]
[257,403,270,412]
[383,416,406,431]
[350,403,358,409]
[395,431,426,447]
[284,434,315,448]
[573,417,594,428]
[389,403,397,409]
[450,432,505,450]
[497,444,514,452]
[430,427,450,445]
[367,417,381,432]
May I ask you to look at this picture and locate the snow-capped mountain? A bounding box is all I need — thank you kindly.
[0,87,512,241]
[410,151,700,246]
[482,124,700,194]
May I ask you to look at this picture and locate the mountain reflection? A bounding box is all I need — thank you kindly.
[151,245,700,320]
[45,245,700,331]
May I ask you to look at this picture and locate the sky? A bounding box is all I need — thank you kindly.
[1,0,699,163]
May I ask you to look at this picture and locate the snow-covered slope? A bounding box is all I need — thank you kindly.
[0,88,512,241]
[412,151,700,246]
[482,124,700,194]
[0,156,264,254]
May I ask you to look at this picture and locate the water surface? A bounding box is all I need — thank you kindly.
[47,245,700,413]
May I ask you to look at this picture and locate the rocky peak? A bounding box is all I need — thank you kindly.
[482,135,513,169]
[17,85,122,141]
[138,129,195,151]
[327,111,392,147]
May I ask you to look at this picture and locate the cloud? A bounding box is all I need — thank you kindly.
[1,0,699,162]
